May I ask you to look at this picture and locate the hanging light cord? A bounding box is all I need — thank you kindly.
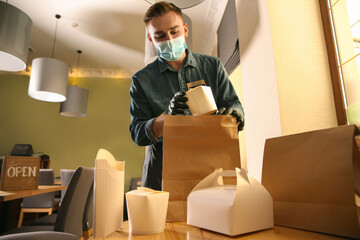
[75,50,82,86]
[51,14,61,58]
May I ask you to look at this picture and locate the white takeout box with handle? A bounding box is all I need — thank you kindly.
[187,168,273,236]
[126,187,169,234]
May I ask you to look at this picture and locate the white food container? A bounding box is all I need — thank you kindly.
[187,168,273,236]
[126,187,169,234]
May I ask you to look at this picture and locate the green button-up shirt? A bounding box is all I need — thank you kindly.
[129,50,244,189]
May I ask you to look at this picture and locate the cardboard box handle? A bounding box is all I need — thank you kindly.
[211,168,250,188]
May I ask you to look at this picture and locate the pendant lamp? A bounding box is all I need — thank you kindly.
[28,14,68,102]
[60,50,89,117]
[145,0,205,9]
[0,1,32,72]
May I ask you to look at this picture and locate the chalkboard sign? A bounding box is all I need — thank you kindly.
[0,156,40,190]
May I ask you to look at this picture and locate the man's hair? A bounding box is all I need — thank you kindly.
[144,1,182,25]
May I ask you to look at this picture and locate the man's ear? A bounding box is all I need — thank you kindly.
[184,23,189,38]
[147,32,155,47]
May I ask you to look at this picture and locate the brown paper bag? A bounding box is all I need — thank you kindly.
[163,115,241,222]
[262,125,360,239]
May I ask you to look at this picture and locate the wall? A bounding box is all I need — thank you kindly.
[235,0,338,181]
[0,74,144,191]
[267,0,338,135]
[235,0,282,182]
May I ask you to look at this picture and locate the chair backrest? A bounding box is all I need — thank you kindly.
[82,181,94,231]
[129,177,142,191]
[60,169,75,202]
[54,167,94,238]
[0,231,78,240]
[22,169,55,208]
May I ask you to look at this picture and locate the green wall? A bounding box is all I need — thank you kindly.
[0,74,144,191]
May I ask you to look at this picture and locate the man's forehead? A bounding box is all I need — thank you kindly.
[147,12,183,32]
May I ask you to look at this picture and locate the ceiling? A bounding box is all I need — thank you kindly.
[4,0,228,78]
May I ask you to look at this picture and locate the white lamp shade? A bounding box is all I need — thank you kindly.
[0,2,32,72]
[28,58,69,102]
[60,86,88,117]
[145,0,205,9]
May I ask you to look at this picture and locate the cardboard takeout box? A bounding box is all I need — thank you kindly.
[185,85,217,115]
[187,168,273,236]
[126,187,169,235]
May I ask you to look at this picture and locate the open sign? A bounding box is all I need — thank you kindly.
[7,166,37,178]
[0,156,40,190]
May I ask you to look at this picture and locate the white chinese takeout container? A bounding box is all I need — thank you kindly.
[185,85,217,115]
[187,168,273,236]
[126,187,169,234]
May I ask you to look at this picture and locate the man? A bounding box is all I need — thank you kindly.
[129,1,244,190]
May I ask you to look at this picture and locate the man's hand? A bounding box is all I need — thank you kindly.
[166,91,189,115]
[152,112,166,139]
[216,107,245,131]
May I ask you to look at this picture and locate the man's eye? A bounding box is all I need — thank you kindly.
[171,31,179,35]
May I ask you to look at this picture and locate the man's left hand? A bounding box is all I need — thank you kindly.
[216,107,245,131]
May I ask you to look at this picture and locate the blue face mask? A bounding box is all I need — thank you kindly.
[154,35,188,61]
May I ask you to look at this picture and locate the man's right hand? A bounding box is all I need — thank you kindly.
[166,91,189,115]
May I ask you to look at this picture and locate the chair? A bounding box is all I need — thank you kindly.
[17,169,60,227]
[60,169,76,203]
[30,177,94,237]
[129,177,142,191]
[30,169,76,226]
[82,182,93,240]
[1,167,94,239]
[0,232,77,240]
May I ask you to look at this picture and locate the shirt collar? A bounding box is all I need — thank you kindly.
[158,49,197,73]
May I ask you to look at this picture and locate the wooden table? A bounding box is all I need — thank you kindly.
[0,185,66,202]
[99,221,348,240]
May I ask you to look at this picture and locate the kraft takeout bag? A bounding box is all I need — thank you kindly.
[163,115,241,221]
[262,125,360,239]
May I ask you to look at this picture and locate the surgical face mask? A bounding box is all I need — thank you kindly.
[153,35,188,61]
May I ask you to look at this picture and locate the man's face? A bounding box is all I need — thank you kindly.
[147,11,188,46]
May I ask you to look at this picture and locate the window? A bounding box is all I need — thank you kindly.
[320,0,360,126]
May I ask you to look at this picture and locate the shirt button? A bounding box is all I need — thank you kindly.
[178,73,182,77]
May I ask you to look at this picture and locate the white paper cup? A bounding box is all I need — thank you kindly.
[126,187,169,234]
[185,86,217,115]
